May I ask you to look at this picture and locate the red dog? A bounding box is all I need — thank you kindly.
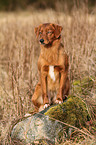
[32,23,70,111]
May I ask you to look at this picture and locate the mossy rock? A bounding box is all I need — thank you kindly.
[11,95,90,144]
[45,95,90,128]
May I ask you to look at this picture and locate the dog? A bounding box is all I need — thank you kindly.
[32,23,70,111]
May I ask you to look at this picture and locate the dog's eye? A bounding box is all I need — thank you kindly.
[47,31,52,34]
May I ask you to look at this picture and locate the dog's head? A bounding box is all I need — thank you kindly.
[34,23,63,45]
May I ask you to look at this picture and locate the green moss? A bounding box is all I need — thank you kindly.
[73,77,95,95]
[45,95,90,128]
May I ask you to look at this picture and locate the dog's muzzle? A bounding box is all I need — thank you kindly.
[40,39,44,44]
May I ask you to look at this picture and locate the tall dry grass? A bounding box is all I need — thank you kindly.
[0,6,96,145]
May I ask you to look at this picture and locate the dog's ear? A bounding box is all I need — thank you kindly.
[52,24,63,38]
[34,27,39,38]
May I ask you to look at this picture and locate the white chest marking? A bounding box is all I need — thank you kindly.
[49,65,55,82]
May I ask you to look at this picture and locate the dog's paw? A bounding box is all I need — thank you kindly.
[44,104,50,109]
[24,113,32,117]
[55,100,63,104]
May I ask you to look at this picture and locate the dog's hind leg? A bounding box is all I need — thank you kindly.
[32,82,43,108]
[63,77,70,100]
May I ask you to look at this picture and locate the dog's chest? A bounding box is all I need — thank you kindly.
[41,47,59,64]
[49,66,55,82]
[48,65,59,91]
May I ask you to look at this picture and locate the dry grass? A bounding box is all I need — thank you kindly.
[0,6,96,145]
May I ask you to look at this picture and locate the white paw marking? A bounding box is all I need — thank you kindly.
[49,65,55,82]
[24,113,31,117]
[44,104,50,109]
[55,100,62,104]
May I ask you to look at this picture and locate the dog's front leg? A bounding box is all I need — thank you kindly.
[41,66,49,107]
[56,67,68,104]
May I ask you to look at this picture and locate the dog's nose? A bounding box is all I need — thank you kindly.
[40,39,44,44]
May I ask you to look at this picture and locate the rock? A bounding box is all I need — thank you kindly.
[11,96,90,144]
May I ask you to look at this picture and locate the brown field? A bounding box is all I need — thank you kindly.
[0,7,96,144]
